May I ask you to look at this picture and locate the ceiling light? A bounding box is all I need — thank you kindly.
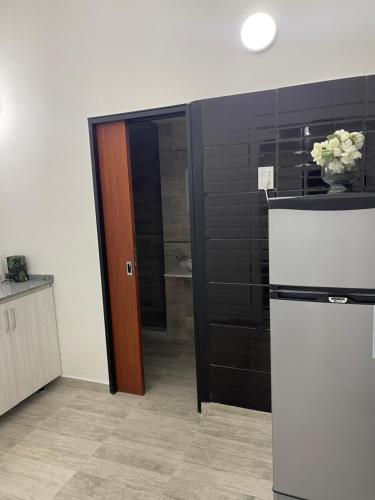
[241,13,277,52]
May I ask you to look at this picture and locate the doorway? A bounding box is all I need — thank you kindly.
[129,116,196,396]
[89,106,200,408]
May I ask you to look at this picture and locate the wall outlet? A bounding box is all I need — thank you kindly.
[258,166,274,190]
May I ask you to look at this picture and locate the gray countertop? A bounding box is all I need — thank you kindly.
[0,275,54,304]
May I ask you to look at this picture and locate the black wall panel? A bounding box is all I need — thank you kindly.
[210,325,270,372]
[210,365,271,412]
[191,74,375,412]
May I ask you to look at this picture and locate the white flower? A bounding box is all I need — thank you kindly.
[333,148,341,157]
[341,153,353,165]
[311,142,326,166]
[311,129,364,170]
[327,137,341,157]
[350,131,364,149]
[342,140,355,153]
[341,149,362,165]
[328,137,340,149]
[335,129,350,141]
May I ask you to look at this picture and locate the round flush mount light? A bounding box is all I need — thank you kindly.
[241,12,277,52]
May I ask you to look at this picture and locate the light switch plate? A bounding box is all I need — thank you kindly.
[258,166,274,190]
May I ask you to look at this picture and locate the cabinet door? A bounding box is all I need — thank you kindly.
[32,287,61,383]
[8,292,43,401]
[0,303,19,415]
[9,287,61,402]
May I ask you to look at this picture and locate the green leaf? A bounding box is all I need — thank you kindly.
[321,150,333,160]
[327,133,342,142]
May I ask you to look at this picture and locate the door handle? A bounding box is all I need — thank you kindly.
[4,310,10,333]
[328,296,348,304]
[126,261,133,276]
[10,308,16,330]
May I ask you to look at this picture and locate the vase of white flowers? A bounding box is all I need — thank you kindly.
[311,129,364,193]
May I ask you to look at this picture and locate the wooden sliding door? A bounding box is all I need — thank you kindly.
[96,121,144,395]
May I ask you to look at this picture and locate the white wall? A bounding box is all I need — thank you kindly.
[0,0,374,384]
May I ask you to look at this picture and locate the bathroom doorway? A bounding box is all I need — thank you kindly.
[128,116,196,397]
[89,105,200,408]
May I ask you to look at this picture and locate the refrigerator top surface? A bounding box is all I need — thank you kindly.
[268,192,375,211]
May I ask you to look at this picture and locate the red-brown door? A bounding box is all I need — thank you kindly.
[96,121,145,395]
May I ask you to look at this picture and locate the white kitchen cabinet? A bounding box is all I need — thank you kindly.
[33,288,61,385]
[0,303,19,415]
[0,285,61,416]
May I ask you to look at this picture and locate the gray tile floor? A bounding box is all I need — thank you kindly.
[0,333,273,499]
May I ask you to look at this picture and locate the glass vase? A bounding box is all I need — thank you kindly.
[321,161,359,194]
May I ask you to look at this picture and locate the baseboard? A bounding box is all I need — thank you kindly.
[201,402,272,421]
[273,492,303,500]
[53,376,110,393]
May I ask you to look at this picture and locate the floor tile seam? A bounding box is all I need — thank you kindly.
[48,438,100,500]
[0,448,79,493]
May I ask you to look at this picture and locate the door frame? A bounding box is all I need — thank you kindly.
[88,104,204,409]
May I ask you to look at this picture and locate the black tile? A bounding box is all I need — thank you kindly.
[278,139,305,170]
[364,131,375,188]
[210,365,271,412]
[201,91,276,147]
[366,117,375,131]
[206,239,250,284]
[277,108,305,127]
[335,103,365,120]
[302,122,335,139]
[333,119,364,132]
[250,141,276,173]
[203,144,250,193]
[206,238,268,284]
[249,127,277,142]
[366,75,375,102]
[278,81,334,112]
[278,126,303,140]
[207,283,269,330]
[210,324,270,372]
[304,106,335,123]
[205,193,250,239]
[334,76,366,105]
[204,192,268,240]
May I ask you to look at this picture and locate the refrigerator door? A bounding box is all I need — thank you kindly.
[271,299,375,500]
[269,194,375,289]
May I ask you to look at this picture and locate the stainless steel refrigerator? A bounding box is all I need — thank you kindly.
[269,193,375,500]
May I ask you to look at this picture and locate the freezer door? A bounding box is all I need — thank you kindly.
[269,207,375,289]
[271,299,375,500]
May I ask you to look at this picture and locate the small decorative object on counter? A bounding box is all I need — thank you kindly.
[7,255,29,282]
[311,129,365,193]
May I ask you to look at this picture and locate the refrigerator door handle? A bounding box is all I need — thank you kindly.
[373,307,375,360]
[328,296,348,304]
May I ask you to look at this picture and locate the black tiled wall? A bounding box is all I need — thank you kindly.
[129,122,166,330]
[193,75,375,412]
